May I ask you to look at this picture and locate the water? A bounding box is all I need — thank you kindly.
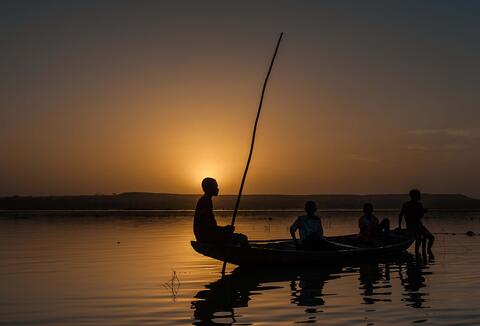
[1,210,480,325]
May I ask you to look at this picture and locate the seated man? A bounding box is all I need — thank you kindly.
[290,201,338,250]
[193,177,249,247]
[358,203,390,243]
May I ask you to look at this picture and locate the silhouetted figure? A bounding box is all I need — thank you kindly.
[193,177,249,247]
[290,201,338,250]
[358,203,390,244]
[398,189,434,255]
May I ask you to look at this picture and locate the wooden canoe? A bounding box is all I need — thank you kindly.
[191,231,415,266]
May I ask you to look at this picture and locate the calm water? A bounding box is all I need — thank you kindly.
[1,210,480,325]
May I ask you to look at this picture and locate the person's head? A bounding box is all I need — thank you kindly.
[409,189,421,202]
[201,177,219,196]
[305,200,317,215]
[363,203,374,215]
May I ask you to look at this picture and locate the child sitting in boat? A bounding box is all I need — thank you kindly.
[358,203,390,243]
[193,177,249,247]
[290,201,338,250]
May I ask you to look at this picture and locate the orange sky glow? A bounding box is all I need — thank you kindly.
[1,1,480,197]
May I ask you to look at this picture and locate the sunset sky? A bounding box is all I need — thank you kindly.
[1,1,480,197]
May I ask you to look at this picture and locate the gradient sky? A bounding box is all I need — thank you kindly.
[1,1,480,196]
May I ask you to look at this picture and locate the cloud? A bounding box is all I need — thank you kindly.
[406,145,431,151]
[406,128,474,137]
[343,154,380,163]
[405,128,476,152]
[407,143,470,151]
[443,143,469,151]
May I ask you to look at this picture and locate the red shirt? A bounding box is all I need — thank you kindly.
[358,214,380,239]
[193,195,218,242]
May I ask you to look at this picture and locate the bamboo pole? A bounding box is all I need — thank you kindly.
[230,32,284,227]
[222,32,284,275]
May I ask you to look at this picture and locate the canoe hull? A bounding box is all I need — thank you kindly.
[191,234,414,267]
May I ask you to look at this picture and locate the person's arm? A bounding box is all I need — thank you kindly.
[290,218,300,248]
[398,204,405,229]
[220,224,234,233]
[419,203,427,219]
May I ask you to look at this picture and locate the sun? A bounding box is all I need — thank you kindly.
[191,162,226,188]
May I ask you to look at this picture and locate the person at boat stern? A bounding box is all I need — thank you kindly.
[358,203,390,244]
[193,177,249,247]
[398,189,434,255]
[290,201,338,250]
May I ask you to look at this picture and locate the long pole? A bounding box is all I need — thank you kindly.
[230,32,283,227]
[222,32,283,276]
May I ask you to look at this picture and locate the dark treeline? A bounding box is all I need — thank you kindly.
[1,193,480,210]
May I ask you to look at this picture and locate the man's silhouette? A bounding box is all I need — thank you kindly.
[398,189,434,255]
[193,177,249,246]
[290,201,338,250]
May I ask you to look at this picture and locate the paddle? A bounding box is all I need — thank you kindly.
[221,32,284,275]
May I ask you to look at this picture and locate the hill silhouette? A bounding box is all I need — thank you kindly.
[1,193,480,210]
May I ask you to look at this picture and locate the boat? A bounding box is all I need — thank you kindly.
[189,36,416,268]
[191,230,415,266]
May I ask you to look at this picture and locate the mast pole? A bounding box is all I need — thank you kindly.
[230,32,283,227]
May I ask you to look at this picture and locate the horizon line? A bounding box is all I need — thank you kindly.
[1,192,474,198]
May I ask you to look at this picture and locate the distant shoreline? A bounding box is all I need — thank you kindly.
[2,208,480,219]
[2,193,480,211]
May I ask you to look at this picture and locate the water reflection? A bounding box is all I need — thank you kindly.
[289,267,342,324]
[359,261,392,304]
[399,254,434,308]
[191,265,341,325]
[191,253,434,325]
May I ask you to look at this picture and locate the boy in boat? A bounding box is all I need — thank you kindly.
[398,189,434,255]
[358,203,390,243]
[193,177,249,247]
[290,201,338,250]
